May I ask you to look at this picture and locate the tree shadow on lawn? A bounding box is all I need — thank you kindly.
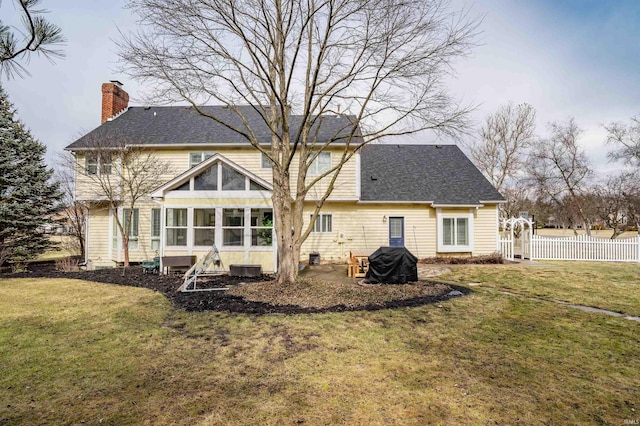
[6,262,471,315]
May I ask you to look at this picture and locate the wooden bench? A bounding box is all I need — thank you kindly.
[348,251,369,278]
[161,255,197,275]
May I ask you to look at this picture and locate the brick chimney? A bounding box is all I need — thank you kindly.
[101,80,129,124]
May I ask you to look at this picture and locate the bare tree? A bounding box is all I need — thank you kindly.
[118,0,479,284]
[68,134,173,268]
[500,186,534,221]
[592,172,640,239]
[54,153,86,256]
[528,118,593,235]
[471,102,536,192]
[0,0,65,79]
[605,116,640,168]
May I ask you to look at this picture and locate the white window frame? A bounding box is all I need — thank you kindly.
[189,151,216,168]
[165,208,188,247]
[436,209,474,252]
[170,161,269,196]
[150,208,161,251]
[85,153,112,176]
[193,208,216,247]
[112,207,139,252]
[308,151,331,176]
[310,213,332,233]
[222,208,245,247]
[251,208,273,247]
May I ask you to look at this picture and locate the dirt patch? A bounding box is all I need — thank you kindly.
[5,262,470,315]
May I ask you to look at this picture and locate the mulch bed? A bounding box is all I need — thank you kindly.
[5,262,470,315]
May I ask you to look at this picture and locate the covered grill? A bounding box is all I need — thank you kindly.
[364,247,418,284]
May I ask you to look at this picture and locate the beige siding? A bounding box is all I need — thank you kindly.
[300,203,437,261]
[473,204,499,254]
[300,203,501,261]
[86,205,111,267]
[75,146,358,202]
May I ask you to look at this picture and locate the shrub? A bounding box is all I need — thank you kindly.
[419,252,504,265]
[55,256,80,272]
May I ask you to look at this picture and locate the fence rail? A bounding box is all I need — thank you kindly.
[530,235,640,262]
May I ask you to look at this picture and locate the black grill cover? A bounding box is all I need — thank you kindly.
[365,247,418,284]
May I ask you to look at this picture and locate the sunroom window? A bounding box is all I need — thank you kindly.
[193,208,215,246]
[166,208,188,246]
[222,164,245,190]
[194,164,218,190]
[251,209,273,246]
[223,208,244,246]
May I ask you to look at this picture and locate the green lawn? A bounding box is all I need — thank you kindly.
[440,261,640,317]
[0,266,639,425]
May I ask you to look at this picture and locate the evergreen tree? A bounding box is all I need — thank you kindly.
[0,84,61,268]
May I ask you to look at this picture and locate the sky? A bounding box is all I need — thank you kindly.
[2,0,640,175]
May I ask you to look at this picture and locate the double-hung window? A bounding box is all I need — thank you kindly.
[223,208,244,246]
[251,209,273,246]
[311,213,332,233]
[85,153,112,175]
[166,208,188,246]
[123,208,139,250]
[189,152,215,168]
[111,208,138,251]
[308,151,331,175]
[150,208,161,250]
[437,210,473,252]
[193,208,216,246]
[261,152,272,169]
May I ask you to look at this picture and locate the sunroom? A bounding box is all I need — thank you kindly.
[150,154,277,272]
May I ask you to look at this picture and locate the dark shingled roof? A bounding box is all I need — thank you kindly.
[66,105,361,149]
[360,144,504,205]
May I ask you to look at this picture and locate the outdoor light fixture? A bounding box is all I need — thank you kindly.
[383,215,387,223]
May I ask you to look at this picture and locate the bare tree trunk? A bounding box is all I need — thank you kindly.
[272,173,297,285]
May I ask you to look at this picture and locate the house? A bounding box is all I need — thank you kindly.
[66,81,505,271]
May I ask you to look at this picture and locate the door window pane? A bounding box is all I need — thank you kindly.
[390,218,403,239]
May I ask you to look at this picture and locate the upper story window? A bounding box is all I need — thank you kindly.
[261,152,272,169]
[189,152,215,168]
[308,151,331,176]
[86,153,112,175]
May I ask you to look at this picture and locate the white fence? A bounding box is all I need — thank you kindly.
[530,235,640,262]
[499,237,514,261]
